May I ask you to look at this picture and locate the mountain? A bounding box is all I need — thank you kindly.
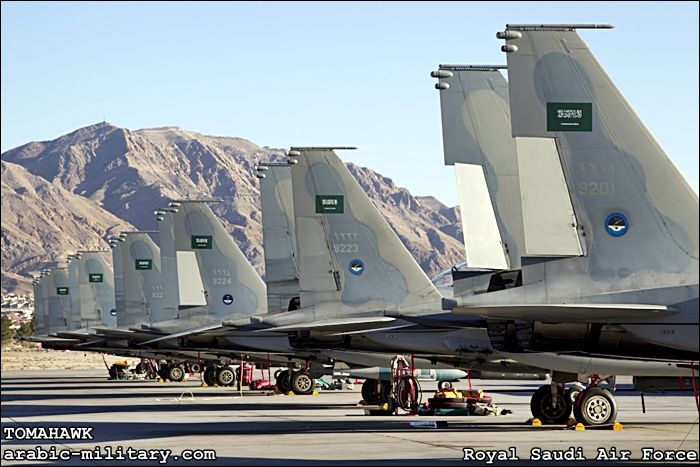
[1,122,465,293]
[1,160,135,292]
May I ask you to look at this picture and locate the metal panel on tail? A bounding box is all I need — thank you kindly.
[515,137,584,256]
[455,163,509,269]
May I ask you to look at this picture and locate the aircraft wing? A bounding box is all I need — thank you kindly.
[93,328,138,338]
[55,331,91,340]
[329,322,417,336]
[257,316,397,333]
[75,339,109,348]
[24,336,81,344]
[139,323,224,345]
[451,303,677,323]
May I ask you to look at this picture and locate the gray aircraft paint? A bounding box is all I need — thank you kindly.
[41,268,71,334]
[258,163,300,314]
[286,148,442,323]
[158,209,180,319]
[435,65,525,269]
[171,200,267,321]
[66,257,82,329]
[31,278,46,335]
[452,25,698,354]
[111,238,125,325]
[113,232,165,326]
[67,251,117,328]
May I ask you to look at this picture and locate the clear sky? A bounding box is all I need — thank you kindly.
[2,1,698,206]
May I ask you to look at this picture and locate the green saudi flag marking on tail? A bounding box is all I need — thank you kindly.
[547,102,592,132]
[56,287,69,295]
[191,235,213,249]
[135,259,153,270]
[316,195,344,214]
[89,273,103,283]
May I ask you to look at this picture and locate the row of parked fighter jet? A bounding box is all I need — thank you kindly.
[30,24,699,426]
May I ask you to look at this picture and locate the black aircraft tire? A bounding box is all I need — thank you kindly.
[167,365,185,382]
[291,371,315,395]
[276,370,291,393]
[361,379,380,404]
[216,366,237,387]
[530,385,572,425]
[573,388,618,426]
[203,367,218,386]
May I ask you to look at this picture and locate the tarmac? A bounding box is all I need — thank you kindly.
[1,370,698,465]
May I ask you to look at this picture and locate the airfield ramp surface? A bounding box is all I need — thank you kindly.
[1,371,698,465]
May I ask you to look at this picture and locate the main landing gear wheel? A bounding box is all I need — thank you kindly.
[566,383,585,404]
[165,365,185,383]
[167,365,185,382]
[291,371,315,395]
[276,370,291,393]
[216,366,237,387]
[361,379,391,404]
[362,379,380,404]
[573,387,618,426]
[530,385,572,424]
[203,367,217,386]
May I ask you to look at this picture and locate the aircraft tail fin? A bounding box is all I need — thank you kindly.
[32,278,46,335]
[257,163,300,314]
[501,24,698,279]
[66,252,116,329]
[42,268,71,334]
[290,147,443,314]
[170,200,267,320]
[110,232,165,327]
[432,65,523,269]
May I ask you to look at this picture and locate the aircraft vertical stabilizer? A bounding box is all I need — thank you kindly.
[501,24,698,280]
[170,200,267,321]
[434,65,523,268]
[290,148,443,314]
[258,163,300,314]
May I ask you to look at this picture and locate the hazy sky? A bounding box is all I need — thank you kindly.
[2,1,698,205]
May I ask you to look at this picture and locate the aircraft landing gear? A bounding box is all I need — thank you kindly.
[290,371,315,395]
[573,387,618,426]
[361,379,391,405]
[531,376,619,426]
[216,366,237,387]
[166,364,185,382]
[530,384,572,424]
[275,369,291,393]
[203,366,218,386]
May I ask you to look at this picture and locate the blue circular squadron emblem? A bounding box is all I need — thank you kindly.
[109,309,117,317]
[222,294,234,305]
[349,259,365,275]
[605,213,628,237]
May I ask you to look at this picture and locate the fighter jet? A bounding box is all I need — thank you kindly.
[427,24,698,426]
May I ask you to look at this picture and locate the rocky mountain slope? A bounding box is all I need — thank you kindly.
[1,160,135,291]
[1,122,465,293]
